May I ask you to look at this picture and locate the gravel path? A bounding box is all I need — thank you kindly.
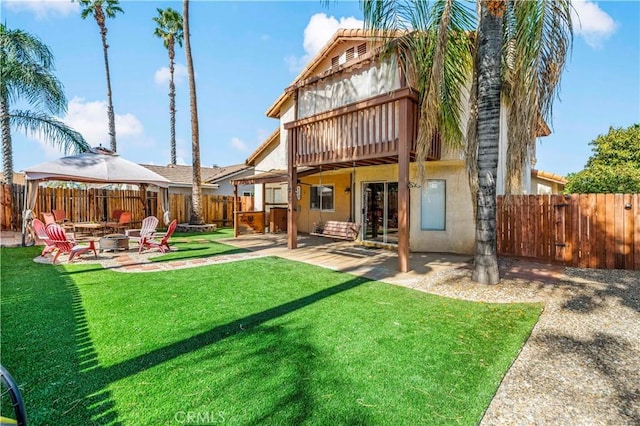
[407,260,640,425]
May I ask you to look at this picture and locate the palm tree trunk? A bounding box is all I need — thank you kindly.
[99,20,117,152]
[183,0,204,225]
[472,1,503,285]
[1,93,13,185]
[169,41,177,165]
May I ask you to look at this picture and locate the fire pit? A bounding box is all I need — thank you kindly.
[100,234,129,252]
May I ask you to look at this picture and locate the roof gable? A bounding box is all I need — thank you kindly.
[266,29,402,118]
[246,128,280,166]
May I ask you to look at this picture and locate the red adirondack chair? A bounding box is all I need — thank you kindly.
[139,219,177,254]
[52,209,70,224]
[105,211,132,233]
[45,224,97,264]
[41,212,56,226]
[32,218,57,257]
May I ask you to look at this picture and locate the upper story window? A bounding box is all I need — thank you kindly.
[331,56,339,68]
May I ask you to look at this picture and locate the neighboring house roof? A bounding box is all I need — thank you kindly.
[206,164,254,184]
[141,164,251,187]
[531,169,567,185]
[8,172,25,185]
[266,29,403,119]
[246,128,280,166]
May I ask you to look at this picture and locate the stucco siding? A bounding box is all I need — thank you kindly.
[352,162,475,254]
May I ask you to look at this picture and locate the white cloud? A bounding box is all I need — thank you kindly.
[230,137,249,153]
[29,97,147,159]
[4,0,79,20]
[30,97,142,152]
[286,13,364,73]
[154,64,188,86]
[571,0,618,48]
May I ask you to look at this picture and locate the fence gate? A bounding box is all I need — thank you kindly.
[497,194,640,271]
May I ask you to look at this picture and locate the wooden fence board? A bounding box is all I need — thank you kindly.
[623,194,634,270]
[497,194,639,271]
[1,184,253,232]
[635,194,640,271]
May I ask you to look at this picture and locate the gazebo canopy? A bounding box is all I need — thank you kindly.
[21,147,171,245]
[24,147,170,188]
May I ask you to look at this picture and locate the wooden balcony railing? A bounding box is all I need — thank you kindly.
[284,87,440,168]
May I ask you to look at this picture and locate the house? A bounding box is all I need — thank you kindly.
[233,29,563,272]
[142,163,254,196]
[531,169,567,194]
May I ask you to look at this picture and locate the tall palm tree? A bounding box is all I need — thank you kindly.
[183,0,204,225]
[77,0,122,153]
[362,0,572,284]
[153,7,184,165]
[1,24,89,185]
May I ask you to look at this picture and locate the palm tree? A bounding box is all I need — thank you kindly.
[362,0,572,284]
[183,0,204,225]
[77,0,123,153]
[1,24,89,185]
[153,7,184,165]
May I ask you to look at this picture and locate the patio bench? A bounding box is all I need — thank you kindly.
[310,221,361,241]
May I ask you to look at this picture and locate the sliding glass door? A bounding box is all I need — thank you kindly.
[362,182,398,244]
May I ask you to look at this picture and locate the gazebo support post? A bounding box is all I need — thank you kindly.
[233,183,239,238]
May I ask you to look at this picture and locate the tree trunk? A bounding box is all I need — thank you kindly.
[472,2,503,285]
[1,93,13,185]
[183,0,204,225]
[168,39,177,165]
[97,12,117,152]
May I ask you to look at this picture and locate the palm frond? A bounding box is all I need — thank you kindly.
[0,24,56,70]
[502,0,572,194]
[153,7,184,49]
[9,110,90,154]
[4,59,67,114]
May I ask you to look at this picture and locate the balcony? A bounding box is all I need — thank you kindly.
[284,87,440,169]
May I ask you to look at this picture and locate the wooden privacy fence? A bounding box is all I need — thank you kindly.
[0,184,253,231]
[497,194,640,271]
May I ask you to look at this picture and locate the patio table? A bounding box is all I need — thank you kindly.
[73,222,107,237]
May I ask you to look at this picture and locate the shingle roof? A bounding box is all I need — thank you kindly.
[141,163,251,185]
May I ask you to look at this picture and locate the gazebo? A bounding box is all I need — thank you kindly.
[21,147,171,245]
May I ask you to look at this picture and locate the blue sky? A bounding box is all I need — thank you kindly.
[3,0,639,177]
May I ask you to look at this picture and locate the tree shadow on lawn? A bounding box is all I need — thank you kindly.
[149,241,249,263]
[0,247,121,425]
[3,248,372,424]
[169,321,375,425]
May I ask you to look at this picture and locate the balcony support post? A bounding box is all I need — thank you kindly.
[397,98,411,272]
[287,129,298,249]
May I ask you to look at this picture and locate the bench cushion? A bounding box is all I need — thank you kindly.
[313,221,360,240]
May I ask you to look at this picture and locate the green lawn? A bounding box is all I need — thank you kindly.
[1,233,541,425]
